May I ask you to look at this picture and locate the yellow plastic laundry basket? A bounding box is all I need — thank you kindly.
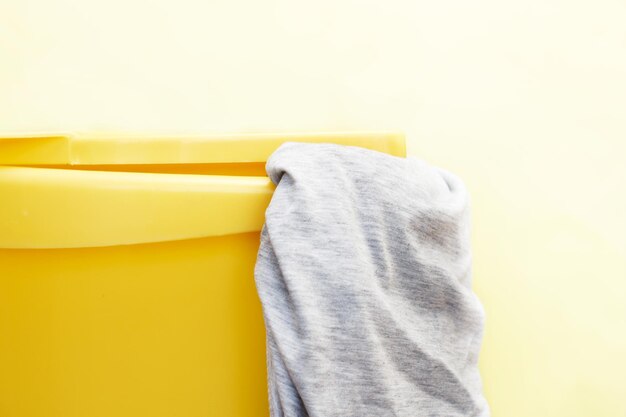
[0,132,405,417]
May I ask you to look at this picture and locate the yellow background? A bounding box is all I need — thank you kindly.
[1,0,625,416]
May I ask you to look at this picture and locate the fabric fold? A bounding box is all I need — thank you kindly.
[254,142,489,417]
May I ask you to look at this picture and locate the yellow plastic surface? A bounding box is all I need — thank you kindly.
[0,233,267,417]
[0,132,406,166]
[0,132,405,249]
[0,166,274,249]
[0,132,406,417]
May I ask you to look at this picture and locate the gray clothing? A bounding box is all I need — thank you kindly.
[254,142,489,417]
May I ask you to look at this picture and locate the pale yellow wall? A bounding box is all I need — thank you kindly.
[1,0,625,415]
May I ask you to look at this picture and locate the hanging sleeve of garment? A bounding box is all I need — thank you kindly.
[254,142,490,417]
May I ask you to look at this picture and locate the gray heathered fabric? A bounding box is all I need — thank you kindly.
[254,142,490,417]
